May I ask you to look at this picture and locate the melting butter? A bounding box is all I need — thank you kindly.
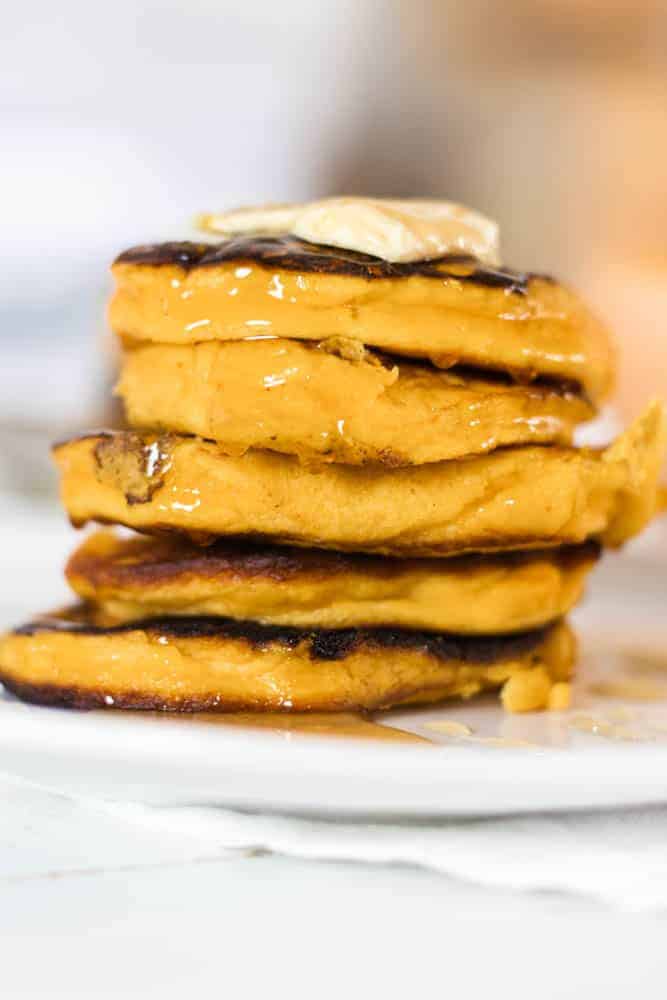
[198,197,500,265]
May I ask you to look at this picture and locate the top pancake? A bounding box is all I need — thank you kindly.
[110,237,615,405]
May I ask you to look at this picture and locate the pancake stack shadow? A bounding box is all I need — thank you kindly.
[1,231,664,713]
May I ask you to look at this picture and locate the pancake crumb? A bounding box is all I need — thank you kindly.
[547,681,571,711]
[501,666,552,713]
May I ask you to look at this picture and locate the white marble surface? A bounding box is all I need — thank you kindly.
[2,772,667,999]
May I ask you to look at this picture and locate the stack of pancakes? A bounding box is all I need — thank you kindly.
[1,222,664,714]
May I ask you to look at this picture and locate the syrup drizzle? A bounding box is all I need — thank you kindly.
[115,236,537,292]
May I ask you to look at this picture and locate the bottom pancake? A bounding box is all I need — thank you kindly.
[0,609,574,713]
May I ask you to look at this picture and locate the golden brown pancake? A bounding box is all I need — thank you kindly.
[53,404,665,556]
[67,531,598,635]
[0,609,574,713]
[117,339,593,466]
[110,237,614,405]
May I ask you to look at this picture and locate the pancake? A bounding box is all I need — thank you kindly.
[117,339,592,466]
[53,404,665,556]
[66,531,598,634]
[0,609,574,713]
[110,237,614,405]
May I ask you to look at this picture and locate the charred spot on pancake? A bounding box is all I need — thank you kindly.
[93,431,171,505]
[309,630,360,660]
[367,627,550,664]
[114,236,539,293]
[13,607,554,664]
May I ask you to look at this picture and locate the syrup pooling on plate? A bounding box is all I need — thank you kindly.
[141,710,431,744]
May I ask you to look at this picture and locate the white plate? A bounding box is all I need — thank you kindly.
[1,501,666,817]
[3,623,667,817]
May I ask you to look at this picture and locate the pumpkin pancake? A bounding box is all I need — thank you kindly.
[66,531,598,634]
[0,609,574,713]
[117,339,592,466]
[110,237,614,405]
[66,531,599,634]
[53,404,665,556]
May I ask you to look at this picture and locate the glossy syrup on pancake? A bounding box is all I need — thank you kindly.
[115,236,536,290]
[111,236,615,402]
[117,338,593,466]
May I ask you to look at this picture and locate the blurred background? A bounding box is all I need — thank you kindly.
[1,0,666,495]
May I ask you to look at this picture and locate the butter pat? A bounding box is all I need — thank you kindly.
[198,197,500,265]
